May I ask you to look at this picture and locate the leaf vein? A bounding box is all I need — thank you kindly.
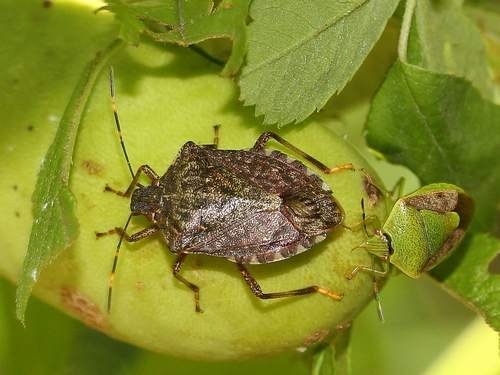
[400,69,455,178]
[242,0,368,77]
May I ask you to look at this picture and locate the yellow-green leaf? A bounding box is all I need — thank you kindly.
[239,0,399,126]
[15,39,124,324]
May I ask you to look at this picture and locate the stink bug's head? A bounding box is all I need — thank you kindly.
[131,185,164,217]
[382,183,474,278]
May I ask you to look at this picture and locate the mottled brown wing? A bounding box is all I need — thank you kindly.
[159,143,339,263]
[206,148,328,195]
[184,209,308,264]
[205,148,343,234]
[159,143,288,253]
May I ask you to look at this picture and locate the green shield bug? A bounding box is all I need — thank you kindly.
[347,182,474,280]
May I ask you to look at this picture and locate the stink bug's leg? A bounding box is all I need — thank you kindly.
[213,124,220,149]
[173,253,203,313]
[341,199,381,234]
[104,217,159,313]
[341,216,381,233]
[252,132,354,174]
[361,172,404,217]
[390,177,405,199]
[122,164,159,197]
[202,124,221,149]
[346,255,390,280]
[236,263,343,301]
[96,225,159,241]
[346,197,388,283]
[105,164,160,198]
[361,168,405,200]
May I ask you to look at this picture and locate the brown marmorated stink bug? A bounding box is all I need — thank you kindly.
[97,67,354,313]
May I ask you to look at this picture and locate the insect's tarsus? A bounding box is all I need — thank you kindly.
[109,66,135,179]
[173,253,202,312]
[237,263,343,301]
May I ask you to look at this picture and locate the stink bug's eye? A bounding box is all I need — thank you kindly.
[382,233,394,255]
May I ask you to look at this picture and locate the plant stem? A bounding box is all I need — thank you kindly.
[398,0,416,62]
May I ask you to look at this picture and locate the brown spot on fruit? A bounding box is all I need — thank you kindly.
[60,287,106,329]
[335,321,352,330]
[81,159,104,176]
[303,328,330,347]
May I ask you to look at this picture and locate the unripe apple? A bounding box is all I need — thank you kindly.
[0,20,389,363]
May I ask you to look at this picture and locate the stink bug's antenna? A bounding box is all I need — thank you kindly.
[361,197,385,322]
[371,254,385,323]
[373,277,385,323]
[109,66,135,179]
[107,213,133,313]
[361,198,369,237]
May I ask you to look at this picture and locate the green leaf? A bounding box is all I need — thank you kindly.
[430,233,500,331]
[15,39,124,324]
[407,0,493,98]
[103,0,250,75]
[466,0,500,14]
[101,0,145,45]
[466,4,500,102]
[239,0,399,126]
[312,344,335,375]
[366,60,500,233]
[312,327,351,375]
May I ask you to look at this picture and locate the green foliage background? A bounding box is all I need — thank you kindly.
[0,0,499,374]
